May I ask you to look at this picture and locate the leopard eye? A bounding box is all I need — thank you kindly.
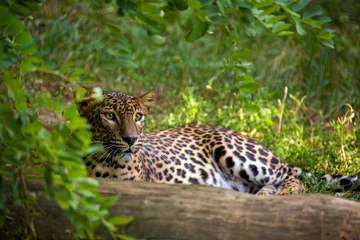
[135,113,143,122]
[105,113,116,121]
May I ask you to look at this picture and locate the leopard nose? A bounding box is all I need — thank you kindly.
[122,136,138,146]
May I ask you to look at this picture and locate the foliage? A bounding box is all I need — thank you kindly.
[0,1,133,239]
[0,0,359,239]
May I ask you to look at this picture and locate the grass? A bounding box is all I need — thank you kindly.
[33,1,360,198]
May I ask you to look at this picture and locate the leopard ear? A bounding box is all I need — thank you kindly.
[75,86,103,116]
[137,91,156,114]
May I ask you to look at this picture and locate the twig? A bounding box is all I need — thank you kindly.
[277,86,288,133]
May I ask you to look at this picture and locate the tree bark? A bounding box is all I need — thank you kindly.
[2,177,360,240]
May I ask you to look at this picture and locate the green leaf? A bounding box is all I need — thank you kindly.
[321,39,334,49]
[318,16,331,25]
[14,31,32,45]
[302,18,321,29]
[142,12,164,24]
[202,5,220,17]
[303,5,322,19]
[211,15,229,25]
[69,117,88,129]
[237,74,254,82]
[266,15,286,24]
[5,21,24,37]
[281,5,300,18]
[244,103,260,113]
[233,65,247,72]
[275,0,292,6]
[185,17,209,42]
[199,0,214,7]
[0,51,19,71]
[188,0,202,9]
[115,234,137,240]
[68,192,79,209]
[101,195,120,209]
[133,14,164,34]
[102,219,116,232]
[54,188,71,210]
[305,30,318,56]
[317,29,335,40]
[3,70,27,110]
[237,75,258,93]
[219,25,238,42]
[216,0,227,14]
[76,189,96,198]
[273,23,291,33]
[19,58,32,72]
[173,0,189,10]
[194,8,207,22]
[233,0,253,9]
[0,11,16,26]
[108,216,134,225]
[150,34,166,45]
[21,40,38,55]
[239,82,259,92]
[19,56,44,72]
[67,166,87,178]
[292,16,305,35]
[291,0,309,12]
[277,31,294,36]
[254,0,273,8]
[75,178,99,190]
[260,6,279,17]
[231,49,251,61]
[63,104,79,120]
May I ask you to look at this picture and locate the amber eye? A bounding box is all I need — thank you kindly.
[105,113,116,120]
[135,113,143,122]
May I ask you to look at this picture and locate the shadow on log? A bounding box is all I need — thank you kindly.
[2,177,360,240]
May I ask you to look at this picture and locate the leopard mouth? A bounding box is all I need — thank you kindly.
[103,143,138,161]
[120,148,139,155]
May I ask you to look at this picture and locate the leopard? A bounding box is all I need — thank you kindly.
[77,90,358,195]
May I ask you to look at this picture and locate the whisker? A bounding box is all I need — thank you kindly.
[84,148,106,161]
[97,149,112,162]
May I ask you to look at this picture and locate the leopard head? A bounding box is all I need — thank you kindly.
[77,89,156,162]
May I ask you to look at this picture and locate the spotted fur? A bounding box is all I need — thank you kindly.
[77,90,358,195]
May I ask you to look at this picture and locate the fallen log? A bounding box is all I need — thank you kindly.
[2,177,360,240]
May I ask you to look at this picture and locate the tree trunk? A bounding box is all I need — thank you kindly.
[2,177,360,240]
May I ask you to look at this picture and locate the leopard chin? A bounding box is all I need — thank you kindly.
[117,152,136,162]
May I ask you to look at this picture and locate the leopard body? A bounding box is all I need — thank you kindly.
[78,90,358,195]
